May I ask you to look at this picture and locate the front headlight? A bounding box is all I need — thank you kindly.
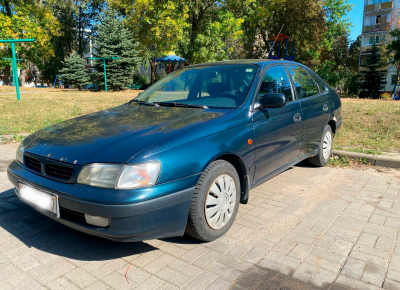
[16,143,24,163]
[77,162,161,189]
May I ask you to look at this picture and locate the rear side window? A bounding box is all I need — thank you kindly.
[288,66,319,99]
[259,66,294,103]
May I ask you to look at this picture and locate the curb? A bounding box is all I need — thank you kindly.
[332,150,400,169]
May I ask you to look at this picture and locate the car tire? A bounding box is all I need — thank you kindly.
[308,124,333,167]
[185,160,240,242]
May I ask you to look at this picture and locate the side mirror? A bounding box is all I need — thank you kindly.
[255,93,286,110]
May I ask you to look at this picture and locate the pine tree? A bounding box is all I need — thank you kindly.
[94,8,141,91]
[360,42,387,99]
[59,51,90,90]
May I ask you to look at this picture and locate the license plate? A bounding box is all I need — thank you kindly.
[18,183,59,218]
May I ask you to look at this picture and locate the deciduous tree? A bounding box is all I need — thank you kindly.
[42,0,105,83]
[179,0,244,64]
[0,0,59,84]
[112,0,189,84]
[386,28,400,88]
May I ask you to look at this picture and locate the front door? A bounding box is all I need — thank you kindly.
[287,66,330,156]
[252,65,303,184]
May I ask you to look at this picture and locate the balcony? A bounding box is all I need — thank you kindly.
[365,1,393,13]
[361,47,371,53]
[359,66,388,72]
[363,22,390,33]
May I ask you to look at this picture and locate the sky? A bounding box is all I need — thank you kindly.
[348,0,364,40]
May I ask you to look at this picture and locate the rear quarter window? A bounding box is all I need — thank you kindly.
[310,72,329,93]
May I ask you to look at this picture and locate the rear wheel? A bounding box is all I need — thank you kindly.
[185,160,240,241]
[309,125,333,167]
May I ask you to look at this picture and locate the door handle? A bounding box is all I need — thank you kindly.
[293,113,302,123]
[323,104,329,112]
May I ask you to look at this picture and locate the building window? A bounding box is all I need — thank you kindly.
[367,34,383,45]
[391,75,398,85]
[367,0,392,4]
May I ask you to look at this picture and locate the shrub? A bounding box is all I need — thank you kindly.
[156,71,167,82]
[132,74,150,89]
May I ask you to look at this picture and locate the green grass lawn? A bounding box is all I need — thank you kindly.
[0,87,139,136]
[334,99,400,154]
[1,88,399,154]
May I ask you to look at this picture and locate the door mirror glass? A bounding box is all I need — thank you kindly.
[256,93,286,109]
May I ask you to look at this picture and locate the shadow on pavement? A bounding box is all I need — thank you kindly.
[232,265,348,290]
[0,187,164,262]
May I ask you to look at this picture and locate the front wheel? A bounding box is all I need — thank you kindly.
[308,125,333,167]
[185,160,240,241]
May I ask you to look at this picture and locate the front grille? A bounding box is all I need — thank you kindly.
[45,163,73,180]
[23,153,77,182]
[24,155,42,173]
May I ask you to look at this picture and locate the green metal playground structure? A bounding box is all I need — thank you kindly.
[0,39,34,100]
[90,56,119,92]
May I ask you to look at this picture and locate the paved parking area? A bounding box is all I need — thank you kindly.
[0,144,400,290]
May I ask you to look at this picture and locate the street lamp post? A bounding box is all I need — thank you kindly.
[89,57,119,92]
[0,39,34,100]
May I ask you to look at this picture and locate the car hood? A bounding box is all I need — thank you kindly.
[23,103,229,165]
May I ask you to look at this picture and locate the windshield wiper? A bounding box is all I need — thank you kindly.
[128,100,156,106]
[153,102,208,109]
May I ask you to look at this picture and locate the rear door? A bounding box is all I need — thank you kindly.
[287,65,330,156]
[252,65,303,184]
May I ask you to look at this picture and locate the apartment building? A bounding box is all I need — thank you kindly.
[360,0,400,92]
[83,37,97,74]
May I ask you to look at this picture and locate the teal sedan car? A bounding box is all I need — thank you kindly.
[7,60,342,242]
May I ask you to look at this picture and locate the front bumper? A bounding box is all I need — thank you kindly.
[7,160,198,242]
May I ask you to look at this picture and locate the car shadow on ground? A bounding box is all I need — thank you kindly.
[0,187,199,263]
[295,159,316,168]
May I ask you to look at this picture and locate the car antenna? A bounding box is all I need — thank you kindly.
[269,24,285,59]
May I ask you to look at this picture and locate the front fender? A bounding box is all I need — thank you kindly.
[133,122,256,185]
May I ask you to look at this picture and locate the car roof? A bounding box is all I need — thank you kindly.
[188,59,300,68]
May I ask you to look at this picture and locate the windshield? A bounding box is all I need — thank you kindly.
[134,65,258,108]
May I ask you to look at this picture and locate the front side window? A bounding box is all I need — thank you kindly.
[259,66,294,103]
[288,66,319,99]
[135,65,258,108]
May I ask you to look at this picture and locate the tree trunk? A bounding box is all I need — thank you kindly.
[78,7,84,57]
[19,69,27,87]
[3,66,11,85]
[4,0,11,16]
[150,60,156,84]
[188,10,200,63]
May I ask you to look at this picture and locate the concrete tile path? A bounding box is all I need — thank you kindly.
[0,143,400,290]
